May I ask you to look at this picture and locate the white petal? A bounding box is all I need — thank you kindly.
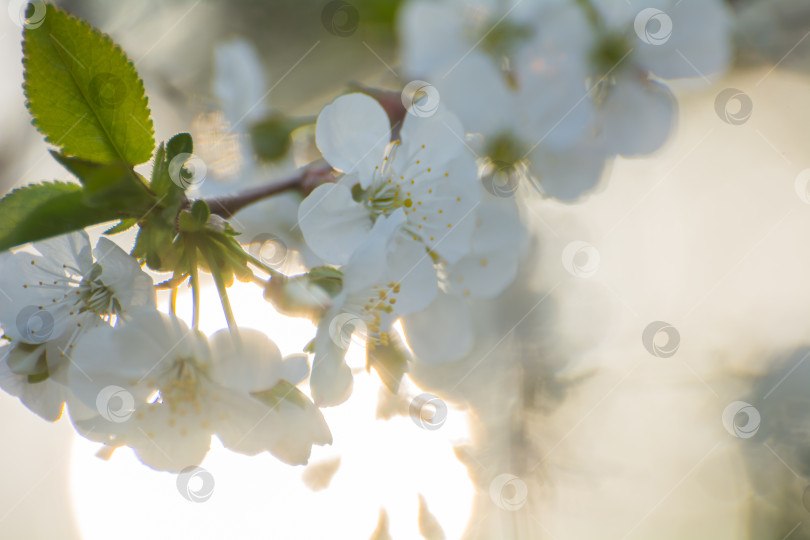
[0,251,76,343]
[217,387,331,465]
[634,0,732,80]
[212,39,269,126]
[514,3,594,149]
[402,292,473,365]
[528,140,609,202]
[405,156,480,264]
[0,347,66,422]
[395,108,466,172]
[315,93,391,183]
[34,230,93,274]
[598,77,677,157]
[384,235,438,316]
[261,396,332,465]
[342,211,406,295]
[398,1,469,77]
[448,197,526,298]
[127,404,212,472]
[94,237,156,311]
[429,54,515,137]
[208,328,284,393]
[68,311,201,408]
[310,313,353,407]
[298,183,374,265]
[280,353,310,385]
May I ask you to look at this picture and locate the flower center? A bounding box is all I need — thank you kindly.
[78,264,122,316]
[159,357,204,414]
[351,281,403,349]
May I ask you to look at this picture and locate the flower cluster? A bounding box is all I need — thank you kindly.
[298,93,527,405]
[0,0,732,476]
[399,0,731,200]
[0,232,330,472]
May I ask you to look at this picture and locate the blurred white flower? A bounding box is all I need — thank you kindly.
[299,92,481,266]
[201,38,319,270]
[212,39,269,129]
[67,310,331,472]
[399,0,731,201]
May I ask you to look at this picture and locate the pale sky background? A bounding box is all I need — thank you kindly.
[2,1,810,539]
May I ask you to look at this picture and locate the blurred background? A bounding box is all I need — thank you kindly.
[3,0,810,538]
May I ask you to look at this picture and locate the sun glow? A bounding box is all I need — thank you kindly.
[69,279,475,539]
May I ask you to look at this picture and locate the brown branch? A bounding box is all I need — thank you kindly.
[205,161,335,218]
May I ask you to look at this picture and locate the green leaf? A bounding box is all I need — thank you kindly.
[0,182,123,251]
[50,152,155,210]
[23,4,154,165]
[103,218,137,235]
[151,133,193,197]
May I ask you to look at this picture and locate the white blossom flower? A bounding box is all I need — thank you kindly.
[0,232,154,420]
[67,310,331,472]
[0,330,93,421]
[0,231,154,344]
[309,212,438,406]
[402,191,528,364]
[298,92,481,267]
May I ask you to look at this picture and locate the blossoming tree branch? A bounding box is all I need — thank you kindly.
[0,0,730,476]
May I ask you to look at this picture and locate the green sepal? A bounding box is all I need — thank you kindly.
[252,380,309,410]
[104,218,138,235]
[367,334,410,394]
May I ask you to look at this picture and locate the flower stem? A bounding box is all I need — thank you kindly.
[205,160,334,218]
[169,285,177,316]
[189,252,200,331]
[200,244,239,334]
